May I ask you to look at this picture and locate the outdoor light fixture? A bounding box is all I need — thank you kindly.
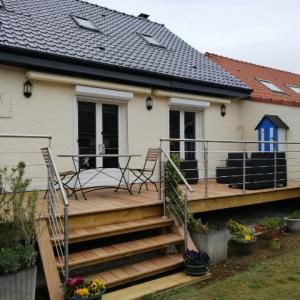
[146,96,153,110]
[23,80,32,98]
[220,104,226,117]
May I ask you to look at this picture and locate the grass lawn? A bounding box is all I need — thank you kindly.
[143,246,300,300]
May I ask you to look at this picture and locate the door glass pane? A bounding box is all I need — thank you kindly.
[102,104,119,168]
[169,110,180,157]
[184,111,196,160]
[78,101,96,169]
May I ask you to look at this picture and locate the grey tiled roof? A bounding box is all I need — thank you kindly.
[0,0,249,90]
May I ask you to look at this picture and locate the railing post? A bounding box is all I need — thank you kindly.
[204,141,208,198]
[243,142,247,193]
[64,206,69,280]
[158,142,162,202]
[183,193,188,252]
[274,151,277,189]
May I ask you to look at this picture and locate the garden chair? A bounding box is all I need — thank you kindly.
[41,148,76,198]
[129,148,160,193]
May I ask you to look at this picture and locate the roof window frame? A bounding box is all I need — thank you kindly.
[72,15,101,33]
[257,79,285,94]
[138,33,165,48]
[286,84,300,95]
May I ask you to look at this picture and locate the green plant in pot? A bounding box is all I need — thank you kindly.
[227,219,256,255]
[284,209,300,234]
[183,249,209,276]
[63,276,106,300]
[188,215,228,265]
[256,217,284,248]
[0,162,38,300]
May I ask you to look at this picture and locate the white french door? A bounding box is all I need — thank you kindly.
[77,100,125,186]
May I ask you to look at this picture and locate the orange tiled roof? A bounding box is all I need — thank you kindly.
[206,53,300,107]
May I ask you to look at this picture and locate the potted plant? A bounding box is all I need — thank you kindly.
[63,276,106,300]
[284,210,300,233]
[0,162,38,300]
[183,249,209,276]
[188,215,228,265]
[227,219,256,255]
[255,217,284,249]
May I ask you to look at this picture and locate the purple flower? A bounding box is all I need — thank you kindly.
[66,277,84,289]
[184,249,210,265]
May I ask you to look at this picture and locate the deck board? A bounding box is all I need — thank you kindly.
[38,180,300,216]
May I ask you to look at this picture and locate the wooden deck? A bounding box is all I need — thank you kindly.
[41,180,300,216]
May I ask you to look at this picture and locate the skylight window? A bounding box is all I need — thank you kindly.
[287,84,300,95]
[258,79,284,93]
[72,16,100,32]
[140,33,164,47]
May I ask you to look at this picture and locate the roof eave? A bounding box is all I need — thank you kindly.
[0,46,252,99]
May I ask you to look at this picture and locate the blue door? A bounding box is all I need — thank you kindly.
[258,119,278,152]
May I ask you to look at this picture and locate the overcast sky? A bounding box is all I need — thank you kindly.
[87,0,300,73]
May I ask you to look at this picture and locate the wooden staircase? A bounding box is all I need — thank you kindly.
[38,201,209,300]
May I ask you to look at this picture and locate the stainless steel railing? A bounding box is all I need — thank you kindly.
[41,147,69,280]
[160,138,300,198]
[159,147,193,251]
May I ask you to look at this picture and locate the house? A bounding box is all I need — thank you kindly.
[206,53,300,145]
[0,0,251,184]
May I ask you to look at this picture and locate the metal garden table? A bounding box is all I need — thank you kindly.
[58,154,141,200]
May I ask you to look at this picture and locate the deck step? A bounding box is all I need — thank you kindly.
[103,271,211,300]
[88,253,184,289]
[58,233,183,270]
[52,217,173,244]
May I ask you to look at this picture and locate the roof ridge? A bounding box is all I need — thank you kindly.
[205,52,300,78]
[75,0,164,27]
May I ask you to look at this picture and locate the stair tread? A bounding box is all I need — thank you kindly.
[52,217,173,244]
[88,253,184,288]
[103,271,211,300]
[58,233,183,269]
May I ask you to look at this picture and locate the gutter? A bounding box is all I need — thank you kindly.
[0,46,252,99]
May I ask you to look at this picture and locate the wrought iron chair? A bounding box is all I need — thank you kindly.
[129,148,160,193]
[41,148,76,198]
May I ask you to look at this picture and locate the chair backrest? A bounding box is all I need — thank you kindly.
[144,148,160,170]
[41,147,50,167]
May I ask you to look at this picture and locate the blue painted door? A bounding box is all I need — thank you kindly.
[258,119,278,152]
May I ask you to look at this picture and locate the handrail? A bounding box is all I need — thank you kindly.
[160,147,193,193]
[160,138,300,145]
[47,147,69,207]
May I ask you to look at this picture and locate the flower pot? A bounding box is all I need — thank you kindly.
[233,240,256,255]
[270,239,281,250]
[284,217,300,234]
[184,263,208,276]
[190,229,229,265]
[0,266,37,300]
[65,289,106,300]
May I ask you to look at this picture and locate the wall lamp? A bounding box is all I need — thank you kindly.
[23,80,32,98]
[220,104,226,117]
[146,96,153,110]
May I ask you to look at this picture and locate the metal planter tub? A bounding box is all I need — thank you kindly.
[284,217,300,234]
[190,228,229,265]
[0,266,37,300]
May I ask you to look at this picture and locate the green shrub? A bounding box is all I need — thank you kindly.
[188,214,209,233]
[258,217,284,230]
[0,243,37,275]
[288,210,300,219]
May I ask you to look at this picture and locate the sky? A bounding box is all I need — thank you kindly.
[87,0,300,73]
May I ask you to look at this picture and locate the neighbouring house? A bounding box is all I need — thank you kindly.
[206,53,300,145]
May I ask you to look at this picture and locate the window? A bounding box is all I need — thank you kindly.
[287,84,300,95]
[139,33,164,47]
[72,16,100,32]
[258,80,284,93]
